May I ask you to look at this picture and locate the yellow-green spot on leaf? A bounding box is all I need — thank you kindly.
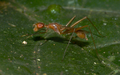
[108,56,115,62]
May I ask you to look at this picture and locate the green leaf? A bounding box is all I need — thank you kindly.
[0,0,120,75]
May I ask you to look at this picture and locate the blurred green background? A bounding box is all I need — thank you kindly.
[0,0,120,75]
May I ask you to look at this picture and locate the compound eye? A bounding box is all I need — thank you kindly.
[36,23,44,29]
[33,22,44,32]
